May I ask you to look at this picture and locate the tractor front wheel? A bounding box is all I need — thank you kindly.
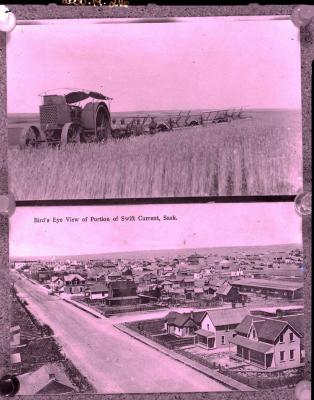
[19,126,41,148]
[61,123,82,144]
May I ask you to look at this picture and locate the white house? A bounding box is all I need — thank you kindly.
[194,307,249,349]
[50,276,64,292]
[85,282,108,301]
[229,315,303,369]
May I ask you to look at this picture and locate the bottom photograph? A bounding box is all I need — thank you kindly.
[8,202,304,394]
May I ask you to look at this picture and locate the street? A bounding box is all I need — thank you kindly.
[13,274,230,394]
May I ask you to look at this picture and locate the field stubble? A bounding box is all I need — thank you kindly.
[8,117,302,200]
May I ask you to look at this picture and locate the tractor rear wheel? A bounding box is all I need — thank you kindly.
[95,104,111,141]
[61,122,82,144]
[19,126,41,148]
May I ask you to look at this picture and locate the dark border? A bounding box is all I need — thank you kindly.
[0,5,312,400]
[16,195,296,207]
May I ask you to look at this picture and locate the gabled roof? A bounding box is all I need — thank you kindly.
[237,315,303,343]
[207,308,249,326]
[87,282,108,293]
[235,315,264,336]
[18,363,76,395]
[254,319,289,342]
[165,311,207,328]
[64,274,85,282]
[280,314,304,337]
[216,282,233,296]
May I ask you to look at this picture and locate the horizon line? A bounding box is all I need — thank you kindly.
[10,242,302,261]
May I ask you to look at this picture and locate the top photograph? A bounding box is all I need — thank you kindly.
[7,16,302,201]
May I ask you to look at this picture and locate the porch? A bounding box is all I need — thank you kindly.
[194,329,215,349]
[229,335,274,369]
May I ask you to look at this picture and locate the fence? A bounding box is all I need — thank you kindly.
[99,303,162,316]
[221,366,305,389]
[176,349,219,370]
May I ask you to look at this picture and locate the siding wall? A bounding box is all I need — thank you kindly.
[273,328,301,368]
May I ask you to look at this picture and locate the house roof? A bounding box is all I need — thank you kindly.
[18,363,75,395]
[216,282,233,296]
[87,282,108,293]
[207,308,249,326]
[64,274,85,282]
[231,278,303,292]
[254,319,293,342]
[165,311,206,327]
[230,335,273,354]
[236,315,302,342]
[235,315,263,335]
[280,314,304,336]
[51,276,61,282]
[195,329,215,338]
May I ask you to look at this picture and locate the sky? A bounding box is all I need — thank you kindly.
[7,16,301,113]
[9,202,302,258]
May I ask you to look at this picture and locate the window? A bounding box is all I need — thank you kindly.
[290,332,294,342]
[252,329,256,339]
[279,334,284,343]
[280,351,285,362]
[207,324,210,330]
[290,350,295,360]
[221,335,225,345]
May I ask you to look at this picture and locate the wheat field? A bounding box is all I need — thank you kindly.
[8,110,302,200]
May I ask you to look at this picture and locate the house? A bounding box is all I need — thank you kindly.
[229,315,303,369]
[85,282,108,301]
[215,282,242,303]
[50,276,64,293]
[164,311,207,337]
[194,307,249,349]
[63,274,85,294]
[168,287,185,303]
[107,271,123,282]
[106,280,140,306]
[17,363,76,395]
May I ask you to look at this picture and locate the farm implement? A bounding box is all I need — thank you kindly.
[19,89,251,147]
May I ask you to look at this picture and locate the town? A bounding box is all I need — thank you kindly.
[9,245,305,394]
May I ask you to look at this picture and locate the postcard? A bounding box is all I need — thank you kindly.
[7,16,302,200]
[8,202,305,394]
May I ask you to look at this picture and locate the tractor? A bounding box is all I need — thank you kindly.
[20,90,112,146]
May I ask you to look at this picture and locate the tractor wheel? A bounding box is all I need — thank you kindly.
[19,126,41,148]
[95,104,111,141]
[60,122,82,144]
